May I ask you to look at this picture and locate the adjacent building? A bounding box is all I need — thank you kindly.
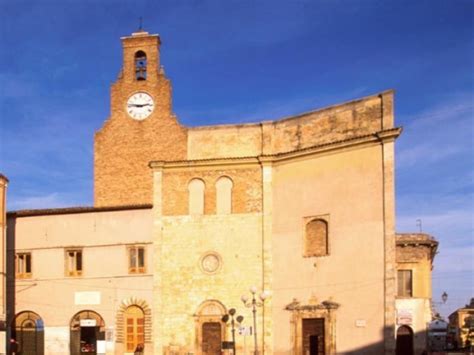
[395,233,438,355]
[4,29,437,355]
[448,298,474,349]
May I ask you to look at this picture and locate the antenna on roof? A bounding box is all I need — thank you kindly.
[138,16,143,31]
[416,219,422,233]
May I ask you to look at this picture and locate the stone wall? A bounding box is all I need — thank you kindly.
[187,91,394,159]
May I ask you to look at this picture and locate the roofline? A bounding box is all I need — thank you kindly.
[188,89,395,131]
[0,173,9,183]
[7,204,153,218]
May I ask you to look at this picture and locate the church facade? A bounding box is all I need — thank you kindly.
[4,29,422,355]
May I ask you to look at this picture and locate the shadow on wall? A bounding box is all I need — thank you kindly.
[6,218,16,355]
[342,326,430,355]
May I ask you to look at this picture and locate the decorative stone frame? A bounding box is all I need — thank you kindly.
[116,298,152,345]
[285,299,339,355]
[193,300,227,355]
[199,251,223,275]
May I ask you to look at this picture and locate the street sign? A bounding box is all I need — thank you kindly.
[239,326,252,336]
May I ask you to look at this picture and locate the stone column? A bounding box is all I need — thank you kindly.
[259,157,273,354]
[151,162,164,355]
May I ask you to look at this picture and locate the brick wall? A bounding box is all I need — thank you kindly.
[162,167,262,216]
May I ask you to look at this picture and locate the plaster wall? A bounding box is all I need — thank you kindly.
[396,298,432,355]
[397,261,433,299]
[8,208,153,354]
[271,145,386,354]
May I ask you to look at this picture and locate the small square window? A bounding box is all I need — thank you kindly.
[128,246,146,274]
[65,249,82,277]
[15,253,32,278]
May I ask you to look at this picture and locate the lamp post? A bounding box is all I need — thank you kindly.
[241,286,268,355]
[222,308,244,355]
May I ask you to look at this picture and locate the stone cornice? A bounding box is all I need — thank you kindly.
[149,128,402,170]
[285,299,340,311]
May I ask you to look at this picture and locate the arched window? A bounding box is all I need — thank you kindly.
[13,311,44,355]
[124,306,145,353]
[135,51,147,80]
[304,219,329,257]
[216,176,233,214]
[188,178,205,215]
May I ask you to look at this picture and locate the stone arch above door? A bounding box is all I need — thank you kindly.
[116,298,152,345]
[194,300,227,355]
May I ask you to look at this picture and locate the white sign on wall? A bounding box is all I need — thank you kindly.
[96,340,106,354]
[80,319,97,327]
[239,326,252,336]
[75,291,101,305]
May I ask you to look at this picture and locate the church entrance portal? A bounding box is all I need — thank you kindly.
[303,318,325,355]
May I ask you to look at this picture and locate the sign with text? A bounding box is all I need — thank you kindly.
[80,319,97,327]
[397,309,413,325]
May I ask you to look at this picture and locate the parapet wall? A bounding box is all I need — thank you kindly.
[187,90,394,159]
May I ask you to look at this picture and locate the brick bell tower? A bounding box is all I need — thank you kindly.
[94,29,187,207]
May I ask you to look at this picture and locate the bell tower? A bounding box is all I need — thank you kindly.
[94,30,188,207]
[121,30,160,83]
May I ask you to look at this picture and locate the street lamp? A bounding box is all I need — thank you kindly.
[241,286,268,355]
[222,308,244,355]
[432,291,449,319]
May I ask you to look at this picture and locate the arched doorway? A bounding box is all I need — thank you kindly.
[124,305,145,354]
[194,300,227,355]
[70,310,105,355]
[12,311,44,355]
[396,325,414,355]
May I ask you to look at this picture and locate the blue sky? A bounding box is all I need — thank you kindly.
[0,0,472,317]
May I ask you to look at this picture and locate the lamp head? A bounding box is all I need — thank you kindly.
[236,315,244,323]
[250,285,257,294]
[229,308,236,316]
[241,295,249,303]
[222,314,229,323]
[442,291,448,304]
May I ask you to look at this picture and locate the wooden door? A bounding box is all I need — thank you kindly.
[202,322,222,355]
[125,306,145,353]
[396,326,414,355]
[303,318,325,355]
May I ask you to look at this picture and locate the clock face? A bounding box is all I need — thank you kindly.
[126,92,154,120]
